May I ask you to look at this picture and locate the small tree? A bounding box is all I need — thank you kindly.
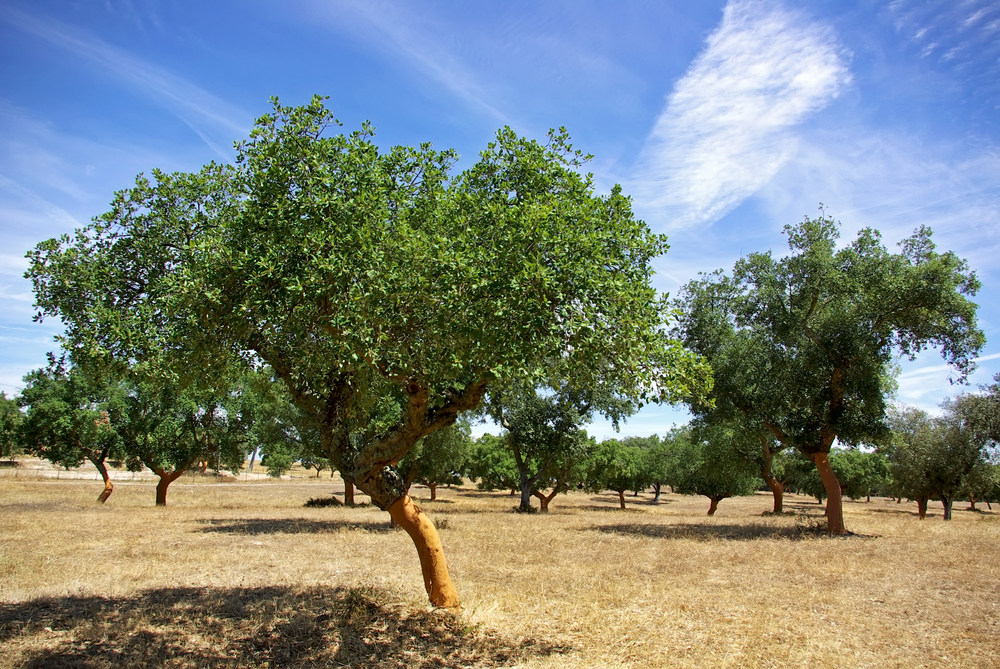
[668,422,762,516]
[832,449,889,502]
[20,355,124,503]
[481,383,623,512]
[0,392,24,463]
[399,418,473,501]
[467,433,520,495]
[589,439,650,510]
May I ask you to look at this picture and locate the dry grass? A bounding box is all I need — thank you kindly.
[1,473,998,668]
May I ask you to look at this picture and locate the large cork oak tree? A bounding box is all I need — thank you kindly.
[27,97,710,607]
[672,213,983,535]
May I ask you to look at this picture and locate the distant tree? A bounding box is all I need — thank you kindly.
[109,375,257,505]
[832,449,890,502]
[641,433,672,502]
[20,356,124,503]
[261,446,295,478]
[481,383,624,512]
[399,418,473,501]
[886,407,938,518]
[781,449,827,503]
[467,433,520,495]
[589,439,650,510]
[0,392,24,462]
[672,212,983,534]
[962,463,999,511]
[887,402,994,520]
[668,422,762,516]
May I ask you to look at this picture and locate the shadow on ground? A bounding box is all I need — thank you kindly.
[198,518,395,535]
[0,585,567,668]
[591,520,844,541]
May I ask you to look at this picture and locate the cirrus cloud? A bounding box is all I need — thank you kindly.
[632,0,851,230]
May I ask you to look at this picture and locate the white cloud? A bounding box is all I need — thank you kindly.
[632,0,850,230]
[0,7,248,159]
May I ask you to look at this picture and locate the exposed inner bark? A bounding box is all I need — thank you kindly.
[151,456,197,506]
[812,452,846,535]
[533,489,558,513]
[758,434,783,513]
[344,480,355,506]
[387,495,459,608]
[764,475,784,514]
[153,469,186,506]
[617,490,626,510]
[707,497,722,516]
[91,457,113,504]
[428,483,437,501]
[917,497,928,519]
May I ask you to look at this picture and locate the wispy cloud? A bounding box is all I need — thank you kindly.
[304,0,508,124]
[889,0,1000,99]
[895,352,1000,411]
[632,0,850,229]
[0,7,248,158]
[0,175,79,230]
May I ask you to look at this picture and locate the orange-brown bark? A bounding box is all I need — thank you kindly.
[93,459,113,504]
[707,497,721,516]
[764,475,783,514]
[813,453,846,535]
[344,480,355,506]
[153,468,188,506]
[618,491,626,510]
[387,495,459,608]
[533,489,558,513]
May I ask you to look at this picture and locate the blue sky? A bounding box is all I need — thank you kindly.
[1,0,998,439]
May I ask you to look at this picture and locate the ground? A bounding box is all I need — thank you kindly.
[1,461,998,667]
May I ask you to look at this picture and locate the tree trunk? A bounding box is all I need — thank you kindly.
[387,495,459,608]
[618,490,626,510]
[344,480,355,506]
[533,489,558,513]
[429,483,437,501]
[764,475,784,513]
[248,445,259,472]
[153,469,186,506]
[92,458,113,504]
[652,483,662,503]
[917,497,928,519]
[967,496,977,511]
[707,497,721,516]
[518,476,533,512]
[812,452,846,535]
[941,497,953,521]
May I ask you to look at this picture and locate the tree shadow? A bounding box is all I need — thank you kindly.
[591,521,848,541]
[575,505,649,513]
[0,585,568,668]
[198,518,395,535]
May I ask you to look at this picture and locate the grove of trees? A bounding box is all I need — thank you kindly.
[9,95,995,610]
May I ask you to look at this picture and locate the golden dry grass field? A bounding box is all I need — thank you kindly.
[1,465,998,668]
